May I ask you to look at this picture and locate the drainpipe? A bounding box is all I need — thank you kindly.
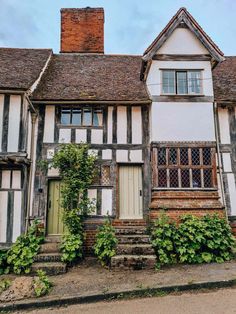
[213,101,228,223]
[25,95,37,233]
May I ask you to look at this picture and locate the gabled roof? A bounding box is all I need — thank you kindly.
[213,56,236,102]
[143,7,224,62]
[0,48,52,91]
[32,54,150,102]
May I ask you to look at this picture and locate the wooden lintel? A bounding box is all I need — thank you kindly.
[153,54,212,61]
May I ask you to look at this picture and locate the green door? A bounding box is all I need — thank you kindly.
[47,181,64,235]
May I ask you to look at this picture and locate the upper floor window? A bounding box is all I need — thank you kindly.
[61,108,103,126]
[162,70,202,95]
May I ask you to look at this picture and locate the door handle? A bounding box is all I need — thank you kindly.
[139,190,142,196]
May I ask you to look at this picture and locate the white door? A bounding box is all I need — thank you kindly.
[119,165,143,219]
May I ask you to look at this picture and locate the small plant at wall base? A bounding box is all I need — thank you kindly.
[6,220,45,274]
[33,270,52,297]
[50,144,97,263]
[0,249,10,275]
[150,213,236,269]
[94,219,118,267]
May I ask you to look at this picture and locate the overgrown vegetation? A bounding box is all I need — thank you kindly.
[151,213,235,269]
[33,270,52,297]
[49,144,97,263]
[0,279,11,294]
[6,220,44,274]
[94,219,118,266]
[0,250,9,275]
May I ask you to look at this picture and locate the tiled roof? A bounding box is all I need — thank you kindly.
[0,48,52,90]
[213,56,236,102]
[32,54,150,102]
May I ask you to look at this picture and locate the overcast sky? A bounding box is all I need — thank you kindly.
[0,0,235,55]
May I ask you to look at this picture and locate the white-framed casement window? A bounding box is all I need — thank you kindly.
[162,70,202,95]
[60,107,103,126]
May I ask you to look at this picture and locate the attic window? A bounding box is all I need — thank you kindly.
[61,108,103,126]
[162,70,202,95]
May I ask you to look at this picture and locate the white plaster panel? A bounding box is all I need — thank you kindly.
[116,150,128,162]
[151,102,215,141]
[107,106,113,144]
[117,106,127,144]
[0,95,4,152]
[12,170,21,189]
[222,153,232,173]
[227,173,236,216]
[88,189,97,215]
[218,108,231,144]
[43,106,55,143]
[158,28,208,55]
[2,170,11,189]
[48,167,59,177]
[130,150,143,163]
[91,129,103,144]
[75,129,87,143]
[47,149,54,159]
[88,149,98,156]
[12,191,22,242]
[101,189,112,216]
[8,95,21,152]
[146,60,213,97]
[102,149,112,160]
[132,107,142,144]
[0,191,8,242]
[59,129,71,143]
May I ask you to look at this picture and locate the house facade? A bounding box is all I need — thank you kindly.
[0,7,235,253]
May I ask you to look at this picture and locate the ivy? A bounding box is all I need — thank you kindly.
[94,219,118,266]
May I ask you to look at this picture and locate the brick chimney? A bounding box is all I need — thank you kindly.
[60,7,104,53]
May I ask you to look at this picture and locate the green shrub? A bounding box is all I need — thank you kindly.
[150,213,177,268]
[60,233,83,263]
[63,209,83,235]
[175,214,236,264]
[0,279,11,294]
[0,250,10,275]
[94,220,118,266]
[7,220,44,274]
[33,270,52,297]
[150,213,236,268]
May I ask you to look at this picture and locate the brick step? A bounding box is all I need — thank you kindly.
[31,262,66,275]
[44,236,61,243]
[112,220,146,227]
[152,191,219,199]
[117,235,150,244]
[111,255,156,270]
[115,227,147,235]
[34,253,62,263]
[116,244,154,255]
[40,243,60,254]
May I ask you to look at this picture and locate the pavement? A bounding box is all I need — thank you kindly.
[1,258,236,311]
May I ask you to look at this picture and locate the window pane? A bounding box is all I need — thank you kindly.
[61,109,71,124]
[170,169,178,188]
[158,169,167,187]
[72,109,82,125]
[191,148,200,165]
[192,169,201,188]
[93,109,103,126]
[83,109,92,126]
[158,148,166,165]
[181,169,190,188]
[204,169,212,188]
[177,71,188,94]
[162,71,175,94]
[169,148,178,165]
[188,71,201,94]
[203,148,211,165]
[180,148,189,165]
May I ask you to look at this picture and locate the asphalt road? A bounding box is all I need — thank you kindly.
[17,287,236,314]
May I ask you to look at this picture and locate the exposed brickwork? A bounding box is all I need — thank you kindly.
[84,218,105,255]
[61,8,104,53]
[112,219,146,227]
[229,218,236,237]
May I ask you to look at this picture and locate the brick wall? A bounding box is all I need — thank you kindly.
[84,218,105,255]
[61,7,104,53]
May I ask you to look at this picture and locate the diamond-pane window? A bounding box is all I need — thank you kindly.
[158,148,166,165]
[169,148,178,165]
[204,169,212,188]
[180,148,189,165]
[170,169,178,187]
[191,148,200,165]
[101,166,111,186]
[181,169,190,188]
[203,148,211,165]
[158,169,167,187]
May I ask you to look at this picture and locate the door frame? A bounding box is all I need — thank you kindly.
[117,163,144,219]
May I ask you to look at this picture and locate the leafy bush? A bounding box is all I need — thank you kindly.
[0,250,10,275]
[94,220,118,266]
[150,214,235,268]
[33,270,52,297]
[7,220,44,274]
[150,214,177,268]
[0,279,11,294]
[60,233,83,263]
[175,214,236,264]
[63,209,84,235]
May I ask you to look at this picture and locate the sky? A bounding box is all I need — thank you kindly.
[0,0,235,56]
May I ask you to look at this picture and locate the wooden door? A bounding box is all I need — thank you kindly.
[119,165,143,219]
[47,181,64,235]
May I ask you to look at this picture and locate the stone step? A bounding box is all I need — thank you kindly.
[116,244,154,255]
[34,253,62,263]
[31,262,66,275]
[44,236,61,243]
[40,243,60,254]
[115,227,147,235]
[111,255,156,270]
[117,235,150,244]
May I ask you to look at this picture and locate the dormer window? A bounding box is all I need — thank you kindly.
[162,70,202,95]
